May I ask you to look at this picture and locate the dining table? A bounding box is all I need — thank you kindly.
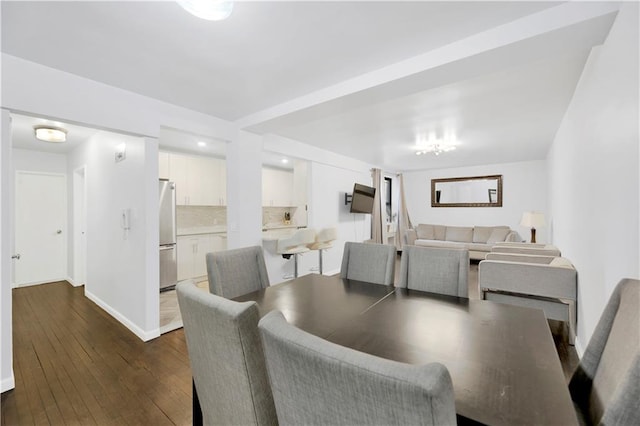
[193,273,577,425]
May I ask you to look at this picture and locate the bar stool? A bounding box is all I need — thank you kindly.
[307,227,337,275]
[276,228,316,278]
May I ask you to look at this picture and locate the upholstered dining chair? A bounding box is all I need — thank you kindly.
[569,278,639,425]
[398,246,469,297]
[206,245,270,299]
[258,310,457,426]
[340,241,396,285]
[176,280,278,426]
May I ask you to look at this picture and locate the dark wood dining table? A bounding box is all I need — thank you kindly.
[195,273,577,425]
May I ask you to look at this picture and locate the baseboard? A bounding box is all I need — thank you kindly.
[1,373,15,393]
[84,290,160,342]
[12,277,67,288]
[66,276,84,287]
[321,268,340,276]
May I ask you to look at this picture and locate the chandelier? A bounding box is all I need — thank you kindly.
[414,130,458,156]
[415,143,456,156]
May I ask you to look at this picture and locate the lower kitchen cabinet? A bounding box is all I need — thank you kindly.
[177,234,227,281]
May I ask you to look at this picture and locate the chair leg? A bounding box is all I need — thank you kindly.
[294,253,299,278]
[319,249,324,275]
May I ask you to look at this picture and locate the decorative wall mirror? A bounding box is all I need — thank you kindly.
[431,175,503,207]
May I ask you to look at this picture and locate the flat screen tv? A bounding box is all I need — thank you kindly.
[350,183,376,214]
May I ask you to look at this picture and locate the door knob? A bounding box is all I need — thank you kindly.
[12,254,20,260]
[56,230,62,234]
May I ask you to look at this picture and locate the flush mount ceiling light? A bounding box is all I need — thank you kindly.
[177,0,233,21]
[34,126,67,143]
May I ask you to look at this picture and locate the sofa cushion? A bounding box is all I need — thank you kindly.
[473,226,495,243]
[445,226,473,243]
[415,224,435,240]
[487,228,511,244]
[433,225,446,241]
[414,240,465,249]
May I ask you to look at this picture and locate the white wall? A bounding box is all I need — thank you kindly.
[404,160,547,241]
[1,110,15,392]
[547,4,639,354]
[67,132,160,341]
[12,149,67,174]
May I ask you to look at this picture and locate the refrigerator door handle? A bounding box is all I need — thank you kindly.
[159,245,174,251]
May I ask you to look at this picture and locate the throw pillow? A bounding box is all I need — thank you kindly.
[415,224,435,240]
[487,228,511,244]
[473,226,495,243]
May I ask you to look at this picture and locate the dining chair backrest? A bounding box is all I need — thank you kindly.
[340,241,396,285]
[398,246,469,297]
[176,280,277,426]
[206,245,270,299]
[258,310,457,426]
[569,278,639,425]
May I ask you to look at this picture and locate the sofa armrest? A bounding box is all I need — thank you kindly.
[405,229,417,246]
[478,260,576,300]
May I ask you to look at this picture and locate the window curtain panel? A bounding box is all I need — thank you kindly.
[371,168,385,244]
[396,173,413,250]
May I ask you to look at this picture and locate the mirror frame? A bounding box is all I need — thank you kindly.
[431,174,503,207]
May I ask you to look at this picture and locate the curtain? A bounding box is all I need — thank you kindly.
[396,173,413,250]
[370,168,385,244]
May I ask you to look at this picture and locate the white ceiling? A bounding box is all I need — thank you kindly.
[1,1,621,171]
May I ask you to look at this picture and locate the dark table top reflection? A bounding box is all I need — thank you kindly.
[234,274,577,426]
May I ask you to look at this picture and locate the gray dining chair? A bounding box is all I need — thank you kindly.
[258,310,456,426]
[340,241,396,285]
[397,246,469,297]
[569,278,639,425]
[176,280,278,426]
[206,245,270,299]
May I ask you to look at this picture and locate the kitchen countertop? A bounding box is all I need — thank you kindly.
[177,226,227,236]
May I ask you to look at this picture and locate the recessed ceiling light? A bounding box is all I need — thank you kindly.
[281,158,289,164]
[34,126,67,143]
[197,141,207,147]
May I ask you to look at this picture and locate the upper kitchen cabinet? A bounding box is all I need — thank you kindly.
[262,167,293,207]
[168,153,226,206]
[159,151,170,180]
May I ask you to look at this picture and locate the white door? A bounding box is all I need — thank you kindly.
[14,171,67,286]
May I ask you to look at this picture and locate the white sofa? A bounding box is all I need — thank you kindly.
[405,224,518,260]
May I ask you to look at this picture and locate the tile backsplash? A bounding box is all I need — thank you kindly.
[177,206,227,229]
[263,207,297,226]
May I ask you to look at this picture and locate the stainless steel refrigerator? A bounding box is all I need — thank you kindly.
[159,180,177,291]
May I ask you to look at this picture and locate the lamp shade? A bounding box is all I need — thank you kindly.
[520,211,546,228]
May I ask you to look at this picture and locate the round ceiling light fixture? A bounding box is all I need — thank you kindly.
[177,0,234,21]
[34,126,67,143]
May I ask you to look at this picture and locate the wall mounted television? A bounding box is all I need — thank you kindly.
[350,183,376,214]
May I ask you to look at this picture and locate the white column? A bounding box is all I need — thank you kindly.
[1,109,15,391]
[226,130,263,249]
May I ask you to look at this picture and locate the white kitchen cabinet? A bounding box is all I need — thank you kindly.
[169,153,226,206]
[262,167,293,206]
[158,151,170,180]
[177,233,227,281]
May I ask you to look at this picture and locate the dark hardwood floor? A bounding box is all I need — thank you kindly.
[1,281,192,426]
[2,276,579,425]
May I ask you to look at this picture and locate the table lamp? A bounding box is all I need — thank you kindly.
[520,211,545,243]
